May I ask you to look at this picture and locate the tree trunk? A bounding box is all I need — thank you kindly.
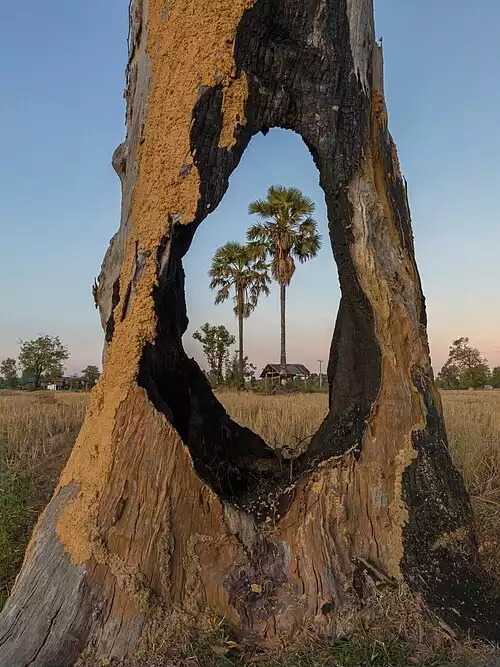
[216,356,223,385]
[280,284,287,383]
[1,0,499,664]
[238,307,245,389]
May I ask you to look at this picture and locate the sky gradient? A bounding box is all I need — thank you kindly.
[1,1,499,376]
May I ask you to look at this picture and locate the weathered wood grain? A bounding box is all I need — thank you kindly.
[0,484,95,666]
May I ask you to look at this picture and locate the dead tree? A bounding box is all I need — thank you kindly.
[1,0,498,664]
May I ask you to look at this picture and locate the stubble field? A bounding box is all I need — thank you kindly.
[0,388,499,664]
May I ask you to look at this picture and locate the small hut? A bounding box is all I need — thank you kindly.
[260,363,310,383]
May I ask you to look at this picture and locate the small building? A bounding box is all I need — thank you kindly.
[260,364,311,381]
[44,379,65,391]
[42,377,87,391]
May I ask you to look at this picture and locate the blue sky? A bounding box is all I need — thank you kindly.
[1,1,499,376]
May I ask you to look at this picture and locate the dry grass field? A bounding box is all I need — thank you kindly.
[220,389,500,499]
[0,391,86,605]
[0,388,499,664]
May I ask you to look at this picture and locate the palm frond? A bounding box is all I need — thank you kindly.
[214,284,231,305]
[248,199,275,218]
[247,222,271,243]
[292,217,322,262]
[246,240,268,260]
[271,255,295,286]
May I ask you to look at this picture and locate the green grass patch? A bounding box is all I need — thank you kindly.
[0,460,38,606]
[0,440,68,608]
[248,635,449,667]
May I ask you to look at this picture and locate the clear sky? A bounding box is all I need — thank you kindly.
[1,1,499,377]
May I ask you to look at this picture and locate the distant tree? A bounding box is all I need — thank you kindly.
[18,335,69,389]
[436,364,459,389]
[471,365,491,388]
[193,323,235,386]
[209,242,270,387]
[224,351,256,388]
[437,337,490,389]
[0,358,18,388]
[248,185,321,382]
[82,365,101,389]
[490,367,500,389]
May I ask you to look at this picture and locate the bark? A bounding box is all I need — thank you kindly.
[238,287,245,388]
[280,283,287,382]
[238,316,244,388]
[1,0,499,664]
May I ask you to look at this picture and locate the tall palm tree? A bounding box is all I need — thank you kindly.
[248,186,321,382]
[209,242,270,387]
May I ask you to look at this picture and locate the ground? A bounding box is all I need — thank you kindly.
[0,389,499,666]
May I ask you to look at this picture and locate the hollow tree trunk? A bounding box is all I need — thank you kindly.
[1,0,499,664]
[280,284,287,383]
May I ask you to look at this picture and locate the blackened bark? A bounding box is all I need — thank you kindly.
[237,285,245,387]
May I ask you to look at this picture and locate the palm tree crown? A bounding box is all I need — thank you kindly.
[247,185,322,286]
[209,242,270,317]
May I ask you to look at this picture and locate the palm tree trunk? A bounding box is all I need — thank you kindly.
[217,357,223,385]
[238,306,244,389]
[280,283,287,383]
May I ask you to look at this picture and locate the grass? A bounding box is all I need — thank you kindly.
[441,390,500,502]
[1,388,500,665]
[128,615,421,666]
[218,390,328,455]
[0,391,87,606]
[125,595,498,667]
[219,388,500,499]
[220,388,500,499]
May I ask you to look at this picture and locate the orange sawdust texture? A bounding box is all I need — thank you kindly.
[56,0,254,565]
[219,73,249,148]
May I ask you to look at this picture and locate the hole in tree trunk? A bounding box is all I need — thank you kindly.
[137,127,381,518]
[137,1,383,517]
[185,129,338,449]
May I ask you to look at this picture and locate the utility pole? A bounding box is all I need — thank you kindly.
[318,360,323,389]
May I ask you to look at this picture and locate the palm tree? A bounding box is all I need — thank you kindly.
[248,186,321,382]
[209,242,270,387]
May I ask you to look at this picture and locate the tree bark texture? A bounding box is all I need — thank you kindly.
[280,284,287,381]
[238,289,245,387]
[1,0,499,664]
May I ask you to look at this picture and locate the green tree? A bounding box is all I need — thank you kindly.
[437,337,490,389]
[248,186,321,381]
[0,358,18,389]
[435,362,461,389]
[490,367,500,388]
[82,365,101,389]
[18,335,69,389]
[224,351,256,388]
[209,242,270,387]
[193,323,235,386]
